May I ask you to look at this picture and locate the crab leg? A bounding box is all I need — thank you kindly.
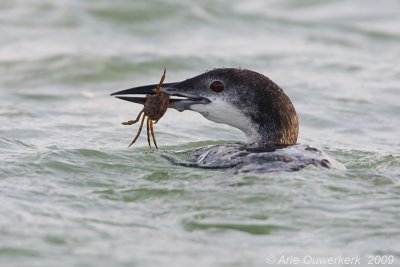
[149,120,158,149]
[122,110,144,125]
[155,67,166,94]
[128,113,146,147]
[146,118,152,148]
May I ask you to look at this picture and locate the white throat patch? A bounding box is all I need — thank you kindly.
[190,98,260,143]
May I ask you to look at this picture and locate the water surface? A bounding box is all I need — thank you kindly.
[1,0,399,266]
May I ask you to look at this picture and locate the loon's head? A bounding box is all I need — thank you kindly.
[111,68,299,146]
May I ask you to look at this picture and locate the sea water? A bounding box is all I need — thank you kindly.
[0,0,399,266]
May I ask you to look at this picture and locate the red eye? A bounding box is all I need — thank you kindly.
[210,80,224,93]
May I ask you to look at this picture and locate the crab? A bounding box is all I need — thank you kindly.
[122,68,169,149]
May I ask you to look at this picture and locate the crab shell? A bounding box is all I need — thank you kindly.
[144,92,170,121]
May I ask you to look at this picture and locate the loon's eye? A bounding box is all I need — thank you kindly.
[209,80,224,93]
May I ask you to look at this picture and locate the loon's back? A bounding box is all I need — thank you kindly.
[181,144,344,173]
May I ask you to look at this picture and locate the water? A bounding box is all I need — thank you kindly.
[1,0,399,266]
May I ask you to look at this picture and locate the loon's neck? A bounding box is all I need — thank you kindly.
[245,121,299,148]
[243,91,299,147]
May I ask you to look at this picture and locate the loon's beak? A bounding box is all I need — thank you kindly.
[111,82,211,112]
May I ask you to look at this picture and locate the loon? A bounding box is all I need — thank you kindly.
[111,68,343,172]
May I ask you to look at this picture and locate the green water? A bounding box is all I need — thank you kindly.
[1,0,399,266]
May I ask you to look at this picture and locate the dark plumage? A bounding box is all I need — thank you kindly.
[112,68,343,172]
[179,68,299,146]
